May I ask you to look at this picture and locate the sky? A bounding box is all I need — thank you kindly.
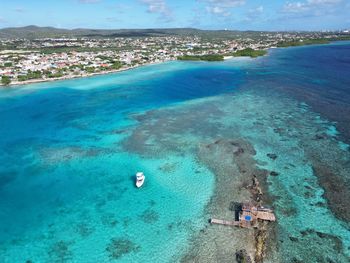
[0,0,349,31]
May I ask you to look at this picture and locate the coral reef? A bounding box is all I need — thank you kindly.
[106,238,140,260]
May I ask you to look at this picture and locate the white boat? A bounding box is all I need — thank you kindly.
[136,172,145,188]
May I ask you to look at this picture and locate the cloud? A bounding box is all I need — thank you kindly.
[308,0,341,4]
[0,17,6,23]
[139,0,174,23]
[282,2,309,13]
[206,6,230,16]
[79,0,101,4]
[14,7,25,13]
[106,17,122,23]
[249,5,263,15]
[282,0,342,14]
[188,7,202,25]
[245,5,264,21]
[200,0,246,17]
[202,0,245,7]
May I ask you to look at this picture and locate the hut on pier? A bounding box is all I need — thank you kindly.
[210,203,276,229]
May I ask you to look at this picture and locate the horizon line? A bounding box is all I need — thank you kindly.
[0,25,348,33]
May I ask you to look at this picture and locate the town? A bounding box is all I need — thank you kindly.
[1,29,349,86]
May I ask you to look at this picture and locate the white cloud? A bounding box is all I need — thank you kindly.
[206,6,231,16]
[139,0,174,22]
[200,0,246,16]
[14,7,25,13]
[282,0,342,13]
[244,5,264,22]
[203,0,245,8]
[142,0,164,13]
[250,5,263,14]
[307,0,341,4]
[79,0,101,4]
[106,17,122,23]
[282,2,309,13]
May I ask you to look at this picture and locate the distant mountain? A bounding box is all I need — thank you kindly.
[0,25,74,39]
[0,25,272,39]
[0,26,210,39]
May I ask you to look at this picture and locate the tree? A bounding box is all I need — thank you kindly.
[18,75,28,82]
[1,75,11,85]
[233,48,267,58]
[111,61,122,70]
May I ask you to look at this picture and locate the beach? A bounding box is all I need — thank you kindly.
[0,56,250,88]
[0,59,176,87]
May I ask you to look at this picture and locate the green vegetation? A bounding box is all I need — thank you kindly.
[46,71,64,78]
[277,38,330,47]
[17,70,42,81]
[110,61,122,70]
[177,54,224,61]
[1,75,11,85]
[4,62,13,67]
[232,48,267,58]
[17,75,28,82]
[85,67,96,74]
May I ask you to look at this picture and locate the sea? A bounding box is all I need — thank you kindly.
[0,42,349,262]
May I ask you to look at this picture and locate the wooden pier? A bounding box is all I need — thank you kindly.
[210,218,240,226]
[210,203,276,229]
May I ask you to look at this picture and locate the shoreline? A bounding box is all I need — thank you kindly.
[2,40,346,88]
[0,59,175,87]
[0,55,254,88]
[1,40,350,88]
[0,54,262,88]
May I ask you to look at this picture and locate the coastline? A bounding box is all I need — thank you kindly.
[0,56,257,88]
[0,59,175,87]
[1,40,349,88]
[0,57,236,88]
[0,55,260,88]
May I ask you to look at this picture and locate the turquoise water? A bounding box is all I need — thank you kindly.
[1,43,350,262]
[0,61,243,262]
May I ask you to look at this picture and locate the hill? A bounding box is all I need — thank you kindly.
[0,25,272,39]
[0,26,205,39]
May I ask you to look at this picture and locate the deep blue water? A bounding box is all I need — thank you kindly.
[243,42,350,141]
[0,42,350,262]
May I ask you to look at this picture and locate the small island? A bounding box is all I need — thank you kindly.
[232,48,268,58]
[177,54,224,62]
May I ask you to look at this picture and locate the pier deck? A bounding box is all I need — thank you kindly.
[210,218,240,226]
[255,211,276,221]
[210,203,276,229]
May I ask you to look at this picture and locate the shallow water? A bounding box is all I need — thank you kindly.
[124,90,350,262]
[1,62,238,262]
[1,42,350,262]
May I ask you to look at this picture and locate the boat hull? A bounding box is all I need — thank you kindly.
[135,172,145,188]
[136,178,145,188]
